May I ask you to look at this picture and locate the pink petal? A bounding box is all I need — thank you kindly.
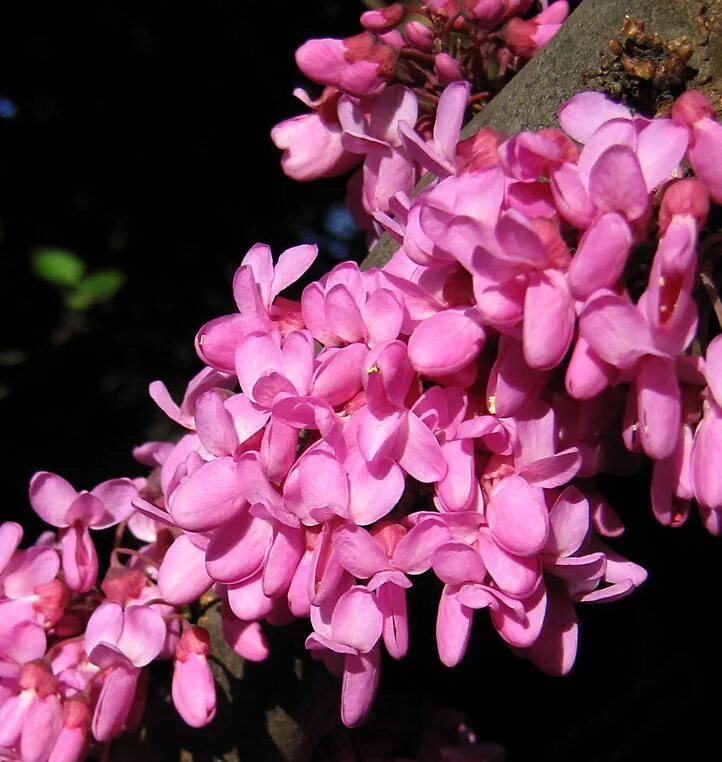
[490,582,547,648]
[478,529,541,598]
[262,526,305,598]
[705,334,722,407]
[523,269,574,370]
[325,284,366,344]
[169,456,243,532]
[436,585,472,667]
[436,439,476,511]
[579,290,656,369]
[195,314,274,375]
[271,244,318,301]
[118,606,166,667]
[90,479,137,529]
[331,586,383,653]
[0,521,22,575]
[332,524,389,579]
[636,118,688,191]
[235,332,284,401]
[433,80,470,160]
[565,336,614,400]
[232,265,265,317]
[408,309,485,376]
[587,145,650,221]
[2,545,59,599]
[635,355,681,460]
[300,450,350,520]
[545,486,589,557]
[397,411,448,483]
[222,612,270,662]
[432,542,486,586]
[194,390,239,457]
[487,475,549,557]
[378,582,408,659]
[282,330,315,396]
[158,534,212,605]
[519,447,582,489]
[61,524,98,593]
[392,518,452,574]
[340,646,381,727]
[487,336,550,418]
[241,243,274,307]
[568,212,633,299]
[227,569,275,621]
[28,472,76,528]
[347,458,405,526]
[311,344,367,406]
[363,288,404,346]
[205,512,273,584]
[91,663,139,741]
[527,581,578,675]
[558,92,631,143]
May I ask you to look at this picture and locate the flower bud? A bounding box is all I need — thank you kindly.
[172,627,216,728]
[360,3,405,33]
[435,53,464,86]
[404,20,434,51]
[33,578,71,627]
[672,90,715,127]
[658,179,710,234]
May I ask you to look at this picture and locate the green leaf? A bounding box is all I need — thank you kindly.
[31,248,86,287]
[66,270,126,311]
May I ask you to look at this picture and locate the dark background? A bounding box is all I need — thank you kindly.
[0,2,720,760]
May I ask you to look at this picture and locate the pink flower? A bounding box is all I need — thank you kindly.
[0,660,63,761]
[307,584,383,727]
[271,87,362,182]
[29,473,137,592]
[296,33,397,97]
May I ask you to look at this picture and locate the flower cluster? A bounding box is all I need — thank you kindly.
[0,473,218,761]
[271,0,568,234]
[5,25,722,762]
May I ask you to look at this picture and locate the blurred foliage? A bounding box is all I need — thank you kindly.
[31,247,126,310]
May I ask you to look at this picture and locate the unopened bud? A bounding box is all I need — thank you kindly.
[33,578,71,627]
[360,3,405,34]
[435,53,464,86]
[672,90,714,127]
[659,179,710,233]
[404,20,434,51]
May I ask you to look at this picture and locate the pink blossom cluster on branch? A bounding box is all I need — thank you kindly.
[271,0,568,234]
[4,28,722,762]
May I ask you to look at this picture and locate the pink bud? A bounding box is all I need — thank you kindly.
[501,0,534,19]
[20,659,58,697]
[457,127,506,171]
[658,178,710,233]
[49,699,91,762]
[404,20,434,51]
[503,17,537,57]
[33,578,71,627]
[100,565,148,604]
[467,0,505,26]
[360,3,405,33]
[672,90,715,127]
[172,627,216,728]
[434,53,464,86]
[175,625,211,662]
[371,521,406,558]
